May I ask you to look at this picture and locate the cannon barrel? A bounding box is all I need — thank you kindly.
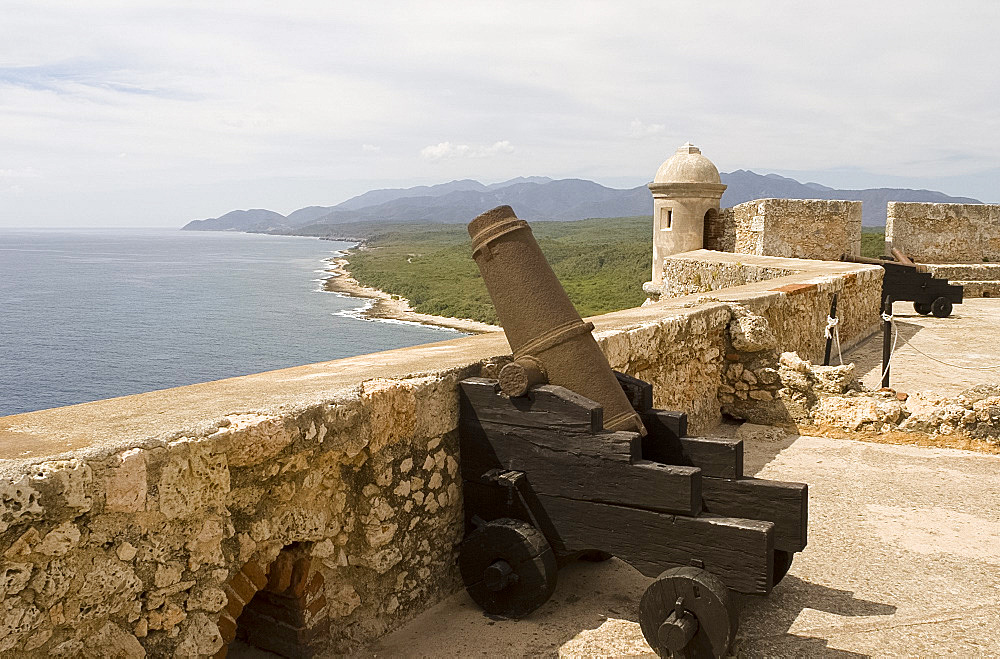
[468,205,645,435]
[890,247,915,265]
[842,252,928,273]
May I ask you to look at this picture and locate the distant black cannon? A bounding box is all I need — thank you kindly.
[457,206,808,658]
[842,251,963,318]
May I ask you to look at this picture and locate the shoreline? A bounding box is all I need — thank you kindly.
[322,250,501,335]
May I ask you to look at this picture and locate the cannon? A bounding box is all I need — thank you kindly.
[842,252,963,318]
[467,205,645,434]
[458,206,808,657]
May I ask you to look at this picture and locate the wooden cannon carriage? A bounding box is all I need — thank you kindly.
[458,206,808,657]
[457,372,807,657]
[843,250,963,318]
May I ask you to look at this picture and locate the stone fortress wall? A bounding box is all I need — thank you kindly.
[646,145,866,300]
[648,147,997,301]
[887,202,1000,298]
[726,198,862,261]
[0,262,882,658]
[887,201,1000,263]
[3,144,998,657]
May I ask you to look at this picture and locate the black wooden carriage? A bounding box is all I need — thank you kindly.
[881,260,963,317]
[843,254,964,317]
[457,372,808,658]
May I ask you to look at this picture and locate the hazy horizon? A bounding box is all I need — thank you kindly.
[3,1,998,228]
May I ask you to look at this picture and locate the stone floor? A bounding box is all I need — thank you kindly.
[350,432,1000,658]
[843,297,1000,395]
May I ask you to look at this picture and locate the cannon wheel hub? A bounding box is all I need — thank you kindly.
[640,566,736,658]
[458,518,557,618]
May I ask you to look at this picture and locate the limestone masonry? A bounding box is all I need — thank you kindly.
[1,144,998,656]
[646,145,998,300]
[887,201,1000,263]
[728,198,862,261]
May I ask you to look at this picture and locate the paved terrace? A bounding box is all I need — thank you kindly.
[356,432,1000,657]
[846,297,1000,395]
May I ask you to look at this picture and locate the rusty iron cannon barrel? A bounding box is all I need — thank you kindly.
[890,247,915,266]
[468,205,645,435]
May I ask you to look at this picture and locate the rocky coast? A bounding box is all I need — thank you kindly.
[322,251,500,335]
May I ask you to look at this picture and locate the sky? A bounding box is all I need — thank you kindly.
[1,1,998,228]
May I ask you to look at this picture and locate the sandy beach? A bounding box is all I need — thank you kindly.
[323,252,501,334]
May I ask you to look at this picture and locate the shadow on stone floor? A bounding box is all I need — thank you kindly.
[734,574,897,658]
[844,318,923,382]
[741,431,801,476]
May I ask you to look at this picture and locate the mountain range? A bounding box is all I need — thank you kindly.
[181,171,981,233]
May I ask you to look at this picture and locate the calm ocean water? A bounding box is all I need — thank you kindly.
[0,228,459,416]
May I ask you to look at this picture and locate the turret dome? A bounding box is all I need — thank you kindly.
[653,143,721,185]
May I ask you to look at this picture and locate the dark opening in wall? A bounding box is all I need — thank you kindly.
[218,543,328,659]
[703,208,723,250]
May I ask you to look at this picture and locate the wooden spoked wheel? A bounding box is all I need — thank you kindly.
[458,518,558,618]
[931,296,953,318]
[639,566,737,658]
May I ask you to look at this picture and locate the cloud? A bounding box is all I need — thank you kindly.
[420,140,514,161]
[3,1,1000,225]
[629,120,665,138]
[0,167,40,178]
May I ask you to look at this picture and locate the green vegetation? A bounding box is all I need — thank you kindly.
[861,227,886,259]
[337,220,888,324]
[343,217,653,325]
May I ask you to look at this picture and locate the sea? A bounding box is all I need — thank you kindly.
[0,228,461,417]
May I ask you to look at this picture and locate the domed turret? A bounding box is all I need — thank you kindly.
[653,143,722,185]
[646,143,727,288]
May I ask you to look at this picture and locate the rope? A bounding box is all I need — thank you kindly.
[900,341,1000,371]
[824,315,839,339]
[824,314,845,366]
[876,314,898,386]
[866,315,1000,389]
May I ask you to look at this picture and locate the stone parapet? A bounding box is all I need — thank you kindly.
[728,198,862,260]
[919,263,1000,298]
[0,260,881,657]
[887,201,1000,263]
[660,250,802,298]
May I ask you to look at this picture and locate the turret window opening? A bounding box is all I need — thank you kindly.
[661,207,673,231]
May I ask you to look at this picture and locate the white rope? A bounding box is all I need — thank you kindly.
[901,341,1000,371]
[823,315,844,365]
[833,323,844,365]
[876,314,898,386]
[865,313,1000,389]
[824,315,839,339]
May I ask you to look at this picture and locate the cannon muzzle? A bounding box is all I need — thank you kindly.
[468,205,645,435]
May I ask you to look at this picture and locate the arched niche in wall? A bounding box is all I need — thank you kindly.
[703,208,723,251]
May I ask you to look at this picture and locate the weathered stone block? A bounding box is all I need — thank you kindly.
[729,312,777,352]
[105,448,147,513]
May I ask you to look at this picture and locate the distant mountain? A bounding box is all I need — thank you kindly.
[283,206,336,226]
[182,172,982,232]
[182,209,288,232]
[720,170,980,226]
[485,176,553,189]
[333,179,489,212]
[288,179,650,235]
